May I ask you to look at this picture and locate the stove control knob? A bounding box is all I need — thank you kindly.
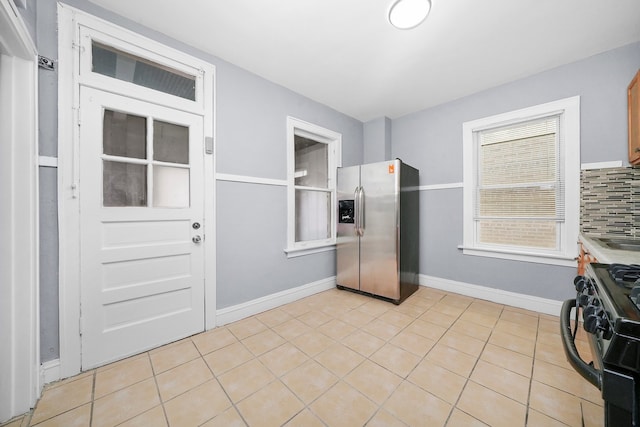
[574,276,587,292]
[583,312,599,334]
[578,293,590,307]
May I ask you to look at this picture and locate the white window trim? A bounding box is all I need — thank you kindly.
[462,96,580,267]
[285,117,342,257]
[57,4,216,379]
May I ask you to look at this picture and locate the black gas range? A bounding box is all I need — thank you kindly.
[561,263,640,426]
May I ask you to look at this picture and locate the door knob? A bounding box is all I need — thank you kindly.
[192,222,201,229]
[192,235,202,243]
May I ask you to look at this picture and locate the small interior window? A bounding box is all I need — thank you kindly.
[92,42,196,101]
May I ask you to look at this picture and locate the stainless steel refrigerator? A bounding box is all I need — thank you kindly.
[336,159,419,304]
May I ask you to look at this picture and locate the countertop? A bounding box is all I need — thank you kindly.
[579,234,640,265]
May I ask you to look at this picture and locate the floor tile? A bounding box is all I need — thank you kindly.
[149,340,200,374]
[297,310,333,328]
[404,318,447,341]
[316,318,357,341]
[377,310,414,329]
[310,381,378,427]
[282,359,339,404]
[156,357,213,402]
[203,341,254,376]
[480,343,533,377]
[30,375,93,425]
[200,406,246,427]
[92,378,160,427]
[470,360,530,404]
[457,381,526,427]
[255,308,292,328]
[344,360,403,404]
[218,359,275,403]
[446,409,489,426]
[236,380,304,427]
[30,403,91,427]
[282,409,324,427]
[458,310,500,328]
[528,380,583,426]
[488,329,535,356]
[439,330,486,357]
[366,409,408,427]
[426,343,478,378]
[241,329,286,356]
[227,317,268,340]
[340,309,376,328]
[292,331,335,357]
[314,342,365,377]
[420,310,458,328]
[449,319,493,341]
[94,354,154,399]
[163,380,232,427]
[356,299,391,317]
[272,318,312,341]
[383,381,451,427]
[525,409,570,427]
[118,406,167,427]
[370,343,421,378]
[581,399,605,427]
[191,327,238,355]
[407,360,466,404]
[362,318,404,341]
[259,342,309,377]
[341,329,386,357]
[533,359,602,404]
[390,330,436,357]
[494,319,538,341]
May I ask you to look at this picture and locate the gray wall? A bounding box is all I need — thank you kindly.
[363,117,392,163]
[30,0,363,362]
[392,41,640,301]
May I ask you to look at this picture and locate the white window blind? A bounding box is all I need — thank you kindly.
[475,115,563,250]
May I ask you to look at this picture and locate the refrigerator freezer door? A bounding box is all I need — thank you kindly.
[359,160,400,300]
[336,166,360,291]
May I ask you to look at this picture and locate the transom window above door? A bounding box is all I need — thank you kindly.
[102,109,191,208]
[92,42,197,101]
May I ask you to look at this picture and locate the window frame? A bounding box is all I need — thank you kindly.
[462,97,580,266]
[285,117,342,257]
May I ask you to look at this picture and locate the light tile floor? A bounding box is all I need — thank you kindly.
[3,287,603,427]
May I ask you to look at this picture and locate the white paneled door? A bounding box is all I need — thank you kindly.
[79,87,205,369]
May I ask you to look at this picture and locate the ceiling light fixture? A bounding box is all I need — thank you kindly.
[388,0,432,30]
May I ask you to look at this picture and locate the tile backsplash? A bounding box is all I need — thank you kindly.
[580,166,640,239]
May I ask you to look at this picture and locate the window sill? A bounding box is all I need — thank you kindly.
[458,245,577,267]
[284,243,336,258]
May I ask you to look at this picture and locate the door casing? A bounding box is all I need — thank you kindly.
[57,4,216,379]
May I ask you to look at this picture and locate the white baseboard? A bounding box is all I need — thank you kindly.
[40,359,61,386]
[419,274,563,317]
[216,276,337,326]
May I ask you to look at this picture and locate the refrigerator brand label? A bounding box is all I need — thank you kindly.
[388,164,395,174]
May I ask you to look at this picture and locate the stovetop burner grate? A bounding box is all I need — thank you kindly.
[608,263,640,288]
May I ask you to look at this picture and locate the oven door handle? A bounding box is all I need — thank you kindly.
[560,299,602,390]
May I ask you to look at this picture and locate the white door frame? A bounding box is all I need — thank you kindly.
[0,0,39,422]
[57,4,216,379]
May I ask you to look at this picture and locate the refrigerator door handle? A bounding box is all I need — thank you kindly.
[353,187,360,236]
[358,186,365,236]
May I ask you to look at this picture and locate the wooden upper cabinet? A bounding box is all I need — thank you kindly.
[629,69,640,165]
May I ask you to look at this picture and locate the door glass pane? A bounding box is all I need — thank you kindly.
[295,136,328,188]
[153,166,190,208]
[103,161,147,207]
[92,42,196,101]
[153,120,189,164]
[103,110,147,159]
[295,189,330,242]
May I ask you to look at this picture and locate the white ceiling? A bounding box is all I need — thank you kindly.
[88,0,640,122]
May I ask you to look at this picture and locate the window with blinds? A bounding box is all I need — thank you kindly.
[476,116,563,250]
